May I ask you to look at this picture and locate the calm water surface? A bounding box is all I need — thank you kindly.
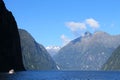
[0,71,120,80]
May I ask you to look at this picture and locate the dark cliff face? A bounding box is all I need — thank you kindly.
[0,0,25,72]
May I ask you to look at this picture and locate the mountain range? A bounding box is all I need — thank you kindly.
[54,31,120,70]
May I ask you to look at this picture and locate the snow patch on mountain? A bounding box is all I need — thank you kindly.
[46,46,61,57]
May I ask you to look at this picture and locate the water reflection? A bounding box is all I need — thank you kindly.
[0,71,120,80]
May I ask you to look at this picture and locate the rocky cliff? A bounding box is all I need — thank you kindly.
[0,0,25,72]
[102,45,120,70]
[19,29,57,70]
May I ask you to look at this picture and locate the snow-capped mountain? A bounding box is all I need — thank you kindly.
[46,46,61,57]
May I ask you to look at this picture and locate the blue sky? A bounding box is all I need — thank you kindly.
[4,0,120,47]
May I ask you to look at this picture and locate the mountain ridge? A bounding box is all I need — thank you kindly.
[19,29,58,70]
[54,31,120,70]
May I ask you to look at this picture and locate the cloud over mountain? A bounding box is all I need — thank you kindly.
[65,21,86,31]
[60,18,100,47]
[65,18,100,36]
[85,18,100,29]
[61,34,71,46]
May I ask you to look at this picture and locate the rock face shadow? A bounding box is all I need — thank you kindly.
[0,0,25,72]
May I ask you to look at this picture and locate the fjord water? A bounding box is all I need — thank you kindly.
[0,71,120,80]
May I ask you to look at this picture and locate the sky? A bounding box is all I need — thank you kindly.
[4,0,120,47]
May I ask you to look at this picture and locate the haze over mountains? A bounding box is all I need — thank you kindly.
[54,31,120,70]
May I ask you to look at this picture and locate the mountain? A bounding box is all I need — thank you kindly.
[0,0,25,72]
[54,31,120,70]
[19,29,57,70]
[102,45,120,70]
[46,46,61,57]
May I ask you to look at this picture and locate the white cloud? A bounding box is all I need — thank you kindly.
[61,34,71,46]
[64,18,100,41]
[65,21,86,31]
[65,18,100,34]
[85,18,100,29]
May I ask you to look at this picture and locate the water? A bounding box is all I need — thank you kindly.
[0,71,120,80]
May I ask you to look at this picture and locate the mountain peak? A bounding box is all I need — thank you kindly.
[84,31,92,37]
[0,0,7,11]
[71,31,92,43]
